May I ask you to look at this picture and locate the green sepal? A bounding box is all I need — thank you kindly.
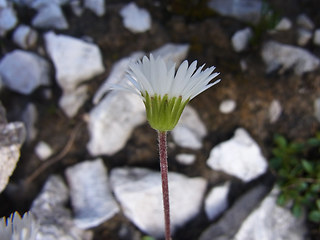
[143,92,189,131]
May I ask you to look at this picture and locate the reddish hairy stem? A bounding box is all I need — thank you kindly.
[158,131,171,240]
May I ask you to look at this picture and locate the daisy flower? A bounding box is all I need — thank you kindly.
[118,54,220,132]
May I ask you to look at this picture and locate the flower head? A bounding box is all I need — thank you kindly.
[118,54,220,131]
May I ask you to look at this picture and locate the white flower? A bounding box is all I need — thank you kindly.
[116,54,220,131]
[0,212,38,240]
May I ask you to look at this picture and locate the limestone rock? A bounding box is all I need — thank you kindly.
[84,0,105,16]
[12,24,38,49]
[275,17,292,31]
[35,141,53,160]
[219,99,236,114]
[231,27,253,52]
[32,3,68,29]
[0,6,17,36]
[175,153,196,165]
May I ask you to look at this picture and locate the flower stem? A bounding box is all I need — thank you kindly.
[158,131,171,240]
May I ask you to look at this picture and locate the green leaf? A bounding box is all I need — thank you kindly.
[310,183,320,193]
[292,203,303,218]
[277,193,288,206]
[274,134,287,148]
[302,160,313,174]
[308,210,320,223]
[316,199,320,210]
[142,237,156,240]
[307,138,320,146]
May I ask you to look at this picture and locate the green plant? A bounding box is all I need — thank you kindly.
[270,134,320,223]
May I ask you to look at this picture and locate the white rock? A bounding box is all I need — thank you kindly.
[29,0,69,9]
[269,99,282,123]
[35,141,53,160]
[205,182,230,220]
[219,99,236,114]
[171,105,207,150]
[31,175,93,240]
[110,167,207,238]
[207,128,268,182]
[176,153,196,165]
[21,103,38,142]
[261,40,320,75]
[88,91,146,156]
[231,27,253,52]
[274,17,292,31]
[32,3,68,29]
[0,6,17,36]
[0,0,7,8]
[65,159,120,229]
[233,187,307,240]
[59,85,88,118]
[45,31,105,92]
[12,24,38,49]
[70,0,83,16]
[151,43,190,64]
[0,50,50,95]
[296,14,314,30]
[120,2,151,33]
[297,28,312,46]
[84,0,105,16]
[313,29,320,46]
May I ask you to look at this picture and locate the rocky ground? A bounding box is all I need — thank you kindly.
[0,0,320,239]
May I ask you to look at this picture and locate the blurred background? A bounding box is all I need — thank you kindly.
[0,0,319,239]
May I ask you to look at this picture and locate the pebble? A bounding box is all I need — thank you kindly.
[171,105,207,150]
[313,29,320,46]
[0,6,17,36]
[261,40,320,75]
[297,28,312,46]
[21,103,38,142]
[207,128,268,182]
[274,17,292,31]
[12,24,38,49]
[219,99,236,114]
[65,159,120,229]
[35,141,53,160]
[84,0,105,17]
[32,3,68,29]
[233,187,307,240]
[296,13,314,30]
[120,2,151,33]
[269,99,282,123]
[175,153,196,165]
[0,50,50,95]
[110,167,207,238]
[231,27,253,52]
[205,182,230,221]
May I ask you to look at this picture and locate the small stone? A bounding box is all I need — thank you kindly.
[297,28,312,46]
[240,59,248,71]
[314,98,320,123]
[120,2,151,33]
[0,50,50,95]
[231,27,253,52]
[0,6,17,36]
[313,29,320,46]
[296,14,314,30]
[84,0,105,16]
[205,182,230,221]
[12,24,38,49]
[269,99,282,123]
[70,0,83,16]
[35,141,53,160]
[65,159,120,229]
[21,103,38,142]
[219,99,236,114]
[275,17,292,31]
[261,40,320,75]
[59,85,88,118]
[32,3,68,30]
[110,167,207,238]
[233,187,307,240]
[176,153,196,165]
[171,106,207,150]
[207,128,268,182]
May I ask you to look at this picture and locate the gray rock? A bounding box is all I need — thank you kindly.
[120,2,151,33]
[297,28,312,46]
[35,141,53,160]
[21,103,38,142]
[31,175,93,240]
[207,128,268,182]
[205,182,230,221]
[231,27,253,52]
[84,0,105,17]
[12,24,38,49]
[313,29,320,46]
[110,167,207,238]
[274,17,292,31]
[199,185,270,240]
[296,14,314,30]
[65,159,119,229]
[175,153,196,165]
[233,187,307,240]
[0,6,17,36]
[0,103,26,193]
[219,99,236,114]
[44,31,105,92]
[208,0,262,24]
[269,99,282,123]
[261,40,320,75]
[171,105,207,150]
[0,50,50,95]
[32,3,68,29]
